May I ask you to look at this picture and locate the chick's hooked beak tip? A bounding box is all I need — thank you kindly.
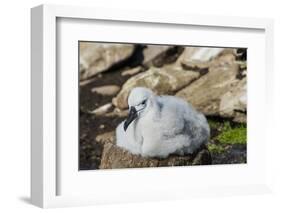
[123,106,138,131]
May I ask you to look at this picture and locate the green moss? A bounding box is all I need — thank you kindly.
[221,121,232,131]
[216,123,247,145]
[208,119,221,129]
[207,118,247,147]
[207,143,225,154]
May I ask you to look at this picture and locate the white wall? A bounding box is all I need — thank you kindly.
[0,0,280,212]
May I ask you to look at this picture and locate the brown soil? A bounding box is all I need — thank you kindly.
[79,66,139,170]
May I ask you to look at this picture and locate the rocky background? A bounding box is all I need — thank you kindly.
[79,42,247,170]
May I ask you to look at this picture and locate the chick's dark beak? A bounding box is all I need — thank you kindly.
[124,106,138,131]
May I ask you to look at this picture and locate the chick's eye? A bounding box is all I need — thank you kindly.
[141,100,146,105]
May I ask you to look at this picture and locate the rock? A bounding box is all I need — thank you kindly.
[142,45,173,66]
[177,47,227,72]
[151,46,184,67]
[181,60,210,73]
[79,42,135,80]
[104,109,129,118]
[91,85,120,96]
[219,78,247,121]
[235,48,247,61]
[177,47,225,63]
[235,61,247,80]
[233,112,247,123]
[100,142,212,169]
[121,66,143,76]
[90,103,113,115]
[176,53,244,119]
[113,66,200,109]
[237,61,247,70]
[191,148,213,165]
[95,131,115,144]
[79,77,97,87]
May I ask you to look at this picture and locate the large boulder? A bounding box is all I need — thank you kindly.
[79,42,135,80]
[112,66,200,109]
[99,133,212,169]
[176,53,247,122]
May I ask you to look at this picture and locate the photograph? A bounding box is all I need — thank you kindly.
[79,41,247,170]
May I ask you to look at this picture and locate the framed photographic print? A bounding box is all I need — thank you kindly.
[31,4,274,208]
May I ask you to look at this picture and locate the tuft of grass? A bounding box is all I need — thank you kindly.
[207,143,225,154]
[216,122,247,145]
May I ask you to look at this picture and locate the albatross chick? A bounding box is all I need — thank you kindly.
[116,87,210,158]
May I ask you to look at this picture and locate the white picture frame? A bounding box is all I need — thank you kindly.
[31,4,274,208]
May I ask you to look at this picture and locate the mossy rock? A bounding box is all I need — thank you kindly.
[216,122,246,145]
[207,119,247,157]
[207,143,225,154]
